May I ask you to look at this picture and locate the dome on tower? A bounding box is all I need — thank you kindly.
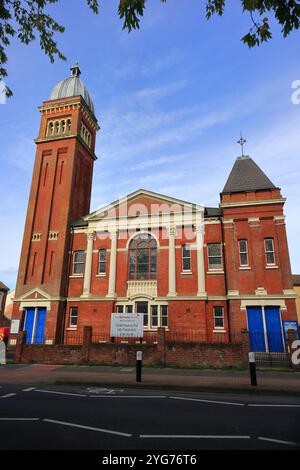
[49,63,95,115]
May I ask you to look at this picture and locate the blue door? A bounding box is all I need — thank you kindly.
[34,308,46,344]
[265,306,284,352]
[24,308,35,344]
[247,306,266,352]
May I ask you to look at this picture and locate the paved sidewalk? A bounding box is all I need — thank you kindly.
[0,364,299,395]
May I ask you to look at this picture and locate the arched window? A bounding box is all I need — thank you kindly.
[61,120,66,134]
[129,234,157,280]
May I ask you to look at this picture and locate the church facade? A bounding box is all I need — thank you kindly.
[10,65,298,354]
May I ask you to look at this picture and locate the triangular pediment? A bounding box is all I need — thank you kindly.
[20,287,51,301]
[85,189,203,222]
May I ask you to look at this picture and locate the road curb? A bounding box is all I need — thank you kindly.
[53,380,300,397]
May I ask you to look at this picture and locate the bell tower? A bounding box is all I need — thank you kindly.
[12,64,99,343]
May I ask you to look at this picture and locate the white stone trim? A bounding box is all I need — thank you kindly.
[106,229,118,297]
[240,298,286,308]
[125,230,160,250]
[255,287,267,296]
[19,300,51,311]
[81,231,95,298]
[220,198,286,209]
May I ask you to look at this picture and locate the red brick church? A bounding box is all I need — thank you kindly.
[10,64,298,354]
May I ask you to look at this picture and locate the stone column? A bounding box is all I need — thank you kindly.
[167,226,177,297]
[107,229,118,298]
[195,224,206,295]
[82,231,95,297]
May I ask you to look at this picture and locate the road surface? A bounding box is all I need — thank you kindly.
[0,384,299,450]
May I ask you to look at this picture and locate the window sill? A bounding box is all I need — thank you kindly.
[66,327,77,331]
[144,328,169,331]
[96,273,106,278]
[207,270,224,275]
[239,266,251,270]
[69,274,84,278]
[180,270,193,275]
[213,329,226,333]
[266,265,279,269]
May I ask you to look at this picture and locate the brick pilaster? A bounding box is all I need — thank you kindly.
[15,331,26,363]
[81,326,92,363]
[157,327,166,366]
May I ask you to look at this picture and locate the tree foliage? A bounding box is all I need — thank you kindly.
[1,0,300,97]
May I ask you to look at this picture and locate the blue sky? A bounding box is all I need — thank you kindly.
[0,0,300,290]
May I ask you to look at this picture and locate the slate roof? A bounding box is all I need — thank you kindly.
[292,274,300,286]
[222,156,278,194]
[0,281,9,291]
[70,218,88,228]
[204,207,222,218]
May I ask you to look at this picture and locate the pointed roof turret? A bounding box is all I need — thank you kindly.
[222,155,278,194]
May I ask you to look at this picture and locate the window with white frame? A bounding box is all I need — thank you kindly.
[73,250,85,274]
[69,307,78,328]
[213,306,224,329]
[182,244,191,271]
[151,305,158,328]
[207,243,223,270]
[128,233,157,280]
[161,305,168,327]
[238,240,249,266]
[115,305,134,314]
[265,238,275,265]
[116,303,168,329]
[98,249,107,274]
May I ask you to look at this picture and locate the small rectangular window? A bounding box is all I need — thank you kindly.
[213,306,224,329]
[265,238,275,265]
[73,250,85,274]
[116,305,124,313]
[69,307,78,328]
[238,240,249,266]
[126,305,133,314]
[161,305,168,327]
[182,244,191,271]
[207,243,223,270]
[98,249,107,274]
[151,305,158,328]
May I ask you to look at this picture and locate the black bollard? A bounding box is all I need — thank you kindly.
[249,352,257,386]
[136,350,142,382]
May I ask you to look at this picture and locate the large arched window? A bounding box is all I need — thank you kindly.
[129,234,157,280]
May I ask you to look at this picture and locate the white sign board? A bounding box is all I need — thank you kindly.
[110,313,144,338]
[0,341,6,365]
[10,319,20,335]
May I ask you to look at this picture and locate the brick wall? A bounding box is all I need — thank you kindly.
[15,327,247,368]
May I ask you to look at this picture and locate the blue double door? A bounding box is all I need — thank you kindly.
[24,307,46,344]
[247,306,284,352]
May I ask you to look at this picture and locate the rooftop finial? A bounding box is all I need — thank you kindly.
[237,132,247,158]
[70,62,81,77]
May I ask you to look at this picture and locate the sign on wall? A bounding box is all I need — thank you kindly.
[110,313,144,338]
[283,320,299,340]
[10,319,20,335]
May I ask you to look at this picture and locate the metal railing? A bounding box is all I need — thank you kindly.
[165,331,243,344]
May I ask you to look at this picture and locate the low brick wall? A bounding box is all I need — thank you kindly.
[20,344,82,364]
[15,327,248,368]
[165,342,244,368]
